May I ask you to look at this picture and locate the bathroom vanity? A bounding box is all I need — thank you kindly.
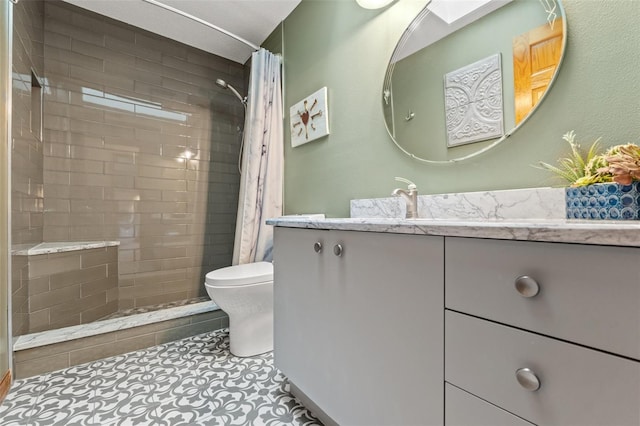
[273,227,444,425]
[268,212,640,426]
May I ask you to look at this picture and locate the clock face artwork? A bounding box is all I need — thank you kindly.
[295,99,319,140]
[289,87,329,147]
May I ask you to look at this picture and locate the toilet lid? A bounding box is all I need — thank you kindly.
[205,262,273,287]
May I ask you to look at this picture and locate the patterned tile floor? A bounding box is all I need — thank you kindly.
[0,329,322,426]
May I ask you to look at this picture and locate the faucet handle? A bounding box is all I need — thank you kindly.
[395,176,417,190]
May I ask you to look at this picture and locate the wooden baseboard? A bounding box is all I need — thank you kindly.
[0,370,11,403]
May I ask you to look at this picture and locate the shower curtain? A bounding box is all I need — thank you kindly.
[232,49,283,265]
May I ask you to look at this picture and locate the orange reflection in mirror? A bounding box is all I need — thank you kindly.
[513,18,563,124]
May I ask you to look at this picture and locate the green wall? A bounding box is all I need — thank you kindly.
[281,0,640,217]
[262,22,283,55]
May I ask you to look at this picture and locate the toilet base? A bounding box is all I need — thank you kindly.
[228,310,273,357]
[204,262,274,358]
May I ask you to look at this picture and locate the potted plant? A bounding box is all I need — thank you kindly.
[539,131,640,220]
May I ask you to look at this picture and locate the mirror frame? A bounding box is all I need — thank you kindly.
[383,0,568,164]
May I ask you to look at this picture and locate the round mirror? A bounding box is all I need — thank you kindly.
[383,0,567,163]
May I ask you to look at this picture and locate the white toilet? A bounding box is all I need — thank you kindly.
[204,261,274,357]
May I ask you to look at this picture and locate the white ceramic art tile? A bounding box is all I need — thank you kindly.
[290,87,329,147]
[444,53,504,147]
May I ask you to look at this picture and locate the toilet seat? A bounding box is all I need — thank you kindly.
[205,261,273,287]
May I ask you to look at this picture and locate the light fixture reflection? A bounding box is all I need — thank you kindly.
[356,0,395,9]
[177,149,195,163]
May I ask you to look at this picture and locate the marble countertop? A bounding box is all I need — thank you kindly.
[266,217,640,247]
[14,301,219,351]
[13,241,120,256]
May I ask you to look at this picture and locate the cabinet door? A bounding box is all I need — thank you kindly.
[445,384,534,426]
[274,228,444,426]
[274,227,333,402]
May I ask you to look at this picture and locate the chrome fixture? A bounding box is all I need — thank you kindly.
[392,177,419,219]
[405,109,415,121]
[514,275,540,298]
[216,78,247,108]
[216,78,247,174]
[140,0,259,51]
[515,368,541,391]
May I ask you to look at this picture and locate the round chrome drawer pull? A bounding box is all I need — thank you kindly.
[514,275,540,298]
[516,368,541,391]
[313,242,322,253]
[333,244,343,257]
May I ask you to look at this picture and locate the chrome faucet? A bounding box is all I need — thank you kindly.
[392,177,419,219]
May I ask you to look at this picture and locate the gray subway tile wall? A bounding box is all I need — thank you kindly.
[19,246,118,333]
[41,1,244,310]
[12,0,45,336]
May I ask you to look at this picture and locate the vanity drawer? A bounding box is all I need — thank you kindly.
[445,237,640,359]
[445,383,533,426]
[445,311,640,426]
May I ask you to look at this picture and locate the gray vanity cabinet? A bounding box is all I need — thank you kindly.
[273,227,444,426]
[446,311,640,426]
[273,226,640,425]
[444,237,640,426]
[445,384,534,426]
[445,237,640,359]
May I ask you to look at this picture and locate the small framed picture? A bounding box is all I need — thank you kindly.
[290,87,330,147]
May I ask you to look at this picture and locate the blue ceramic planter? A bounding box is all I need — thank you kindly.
[565,182,640,220]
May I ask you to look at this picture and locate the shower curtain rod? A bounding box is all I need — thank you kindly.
[141,0,260,51]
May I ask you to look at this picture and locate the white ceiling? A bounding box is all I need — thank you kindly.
[62,0,301,64]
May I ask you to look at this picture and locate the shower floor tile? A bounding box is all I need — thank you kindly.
[99,296,210,320]
[0,329,322,426]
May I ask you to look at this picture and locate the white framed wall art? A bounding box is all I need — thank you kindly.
[290,87,330,147]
